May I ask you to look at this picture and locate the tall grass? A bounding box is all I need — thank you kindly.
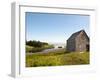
[26,50,89,67]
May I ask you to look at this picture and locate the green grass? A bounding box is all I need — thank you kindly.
[26,49,89,67]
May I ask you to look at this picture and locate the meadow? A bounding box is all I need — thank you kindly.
[26,49,89,67]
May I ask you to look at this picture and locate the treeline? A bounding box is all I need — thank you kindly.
[26,40,48,48]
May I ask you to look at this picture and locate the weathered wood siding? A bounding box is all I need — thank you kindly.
[67,38,76,51]
[66,30,89,52]
[75,32,89,52]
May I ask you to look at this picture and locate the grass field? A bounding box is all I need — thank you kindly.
[26,49,89,67]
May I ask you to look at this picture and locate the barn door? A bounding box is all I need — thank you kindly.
[86,44,89,51]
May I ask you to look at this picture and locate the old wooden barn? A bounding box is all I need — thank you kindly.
[67,30,89,52]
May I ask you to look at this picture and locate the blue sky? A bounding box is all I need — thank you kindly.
[26,12,90,43]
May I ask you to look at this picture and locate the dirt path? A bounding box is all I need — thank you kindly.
[26,48,64,54]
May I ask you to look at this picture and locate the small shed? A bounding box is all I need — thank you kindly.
[67,30,89,52]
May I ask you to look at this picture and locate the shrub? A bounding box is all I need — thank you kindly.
[58,46,62,48]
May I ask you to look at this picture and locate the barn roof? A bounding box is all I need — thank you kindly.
[68,30,89,40]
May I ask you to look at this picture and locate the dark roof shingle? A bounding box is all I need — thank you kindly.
[68,30,88,40]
